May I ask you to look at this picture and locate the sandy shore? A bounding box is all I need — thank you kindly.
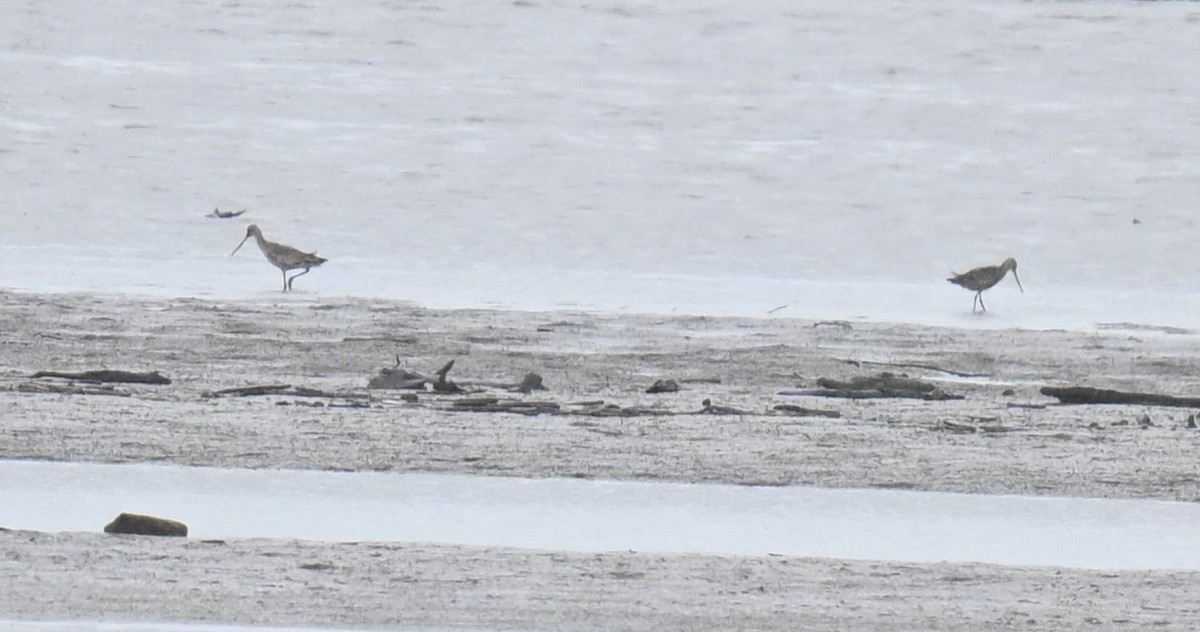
[3,289,1200,630]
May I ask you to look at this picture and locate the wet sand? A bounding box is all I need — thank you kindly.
[2,289,1199,630]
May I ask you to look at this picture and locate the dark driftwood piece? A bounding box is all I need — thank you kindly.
[202,385,372,402]
[936,419,1018,434]
[772,404,841,418]
[782,373,962,401]
[289,386,370,399]
[841,359,985,379]
[30,370,171,385]
[451,397,561,416]
[697,399,751,415]
[208,207,246,219]
[369,358,544,394]
[1040,386,1200,408]
[18,382,131,397]
[368,358,465,392]
[473,372,549,394]
[207,384,292,397]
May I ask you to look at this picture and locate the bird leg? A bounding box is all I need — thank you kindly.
[280,269,289,292]
[286,267,311,290]
[976,292,987,313]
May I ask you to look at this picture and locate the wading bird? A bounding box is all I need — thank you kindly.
[231,224,327,291]
[947,257,1022,313]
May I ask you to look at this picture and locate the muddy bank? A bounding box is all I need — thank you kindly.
[2,529,1197,632]
[4,290,1200,630]
[2,290,1199,500]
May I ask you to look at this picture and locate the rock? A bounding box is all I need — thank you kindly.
[513,372,547,393]
[104,512,188,537]
[645,379,680,394]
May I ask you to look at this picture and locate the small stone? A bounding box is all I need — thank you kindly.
[1001,388,1015,396]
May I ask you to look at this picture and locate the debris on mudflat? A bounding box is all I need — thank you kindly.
[30,369,171,385]
[473,371,548,393]
[813,320,853,329]
[200,385,371,402]
[1040,386,1200,408]
[451,397,561,416]
[512,372,546,393]
[368,358,546,394]
[104,512,188,537]
[18,382,131,397]
[698,398,751,415]
[1186,415,1197,429]
[369,358,464,393]
[208,207,246,219]
[780,372,961,401]
[646,379,680,394]
[935,419,1018,434]
[772,404,841,418]
[204,384,291,397]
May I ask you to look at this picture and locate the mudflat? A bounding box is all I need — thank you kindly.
[2,289,1198,630]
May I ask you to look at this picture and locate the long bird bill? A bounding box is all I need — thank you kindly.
[1012,270,1024,293]
[230,234,251,256]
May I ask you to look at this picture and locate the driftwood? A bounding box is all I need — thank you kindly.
[206,384,292,397]
[208,207,246,219]
[772,404,841,418]
[368,358,465,393]
[782,373,962,401]
[698,399,751,415]
[201,384,372,401]
[451,397,561,416]
[936,419,1019,434]
[1040,386,1200,408]
[18,382,131,397]
[30,370,171,385]
[817,375,937,393]
[841,359,985,379]
[473,372,548,394]
[369,358,545,394]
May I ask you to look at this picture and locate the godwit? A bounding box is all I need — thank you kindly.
[231,224,327,291]
[947,257,1022,313]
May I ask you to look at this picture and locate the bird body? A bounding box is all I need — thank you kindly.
[231,224,326,291]
[947,257,1022,313]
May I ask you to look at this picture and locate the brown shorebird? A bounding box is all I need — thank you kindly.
[231,224,327,291]
[947,257,1023,313]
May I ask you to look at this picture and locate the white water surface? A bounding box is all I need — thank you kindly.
[3,460,1199,571]
[0,624,450,632]
[2,1,1200,330]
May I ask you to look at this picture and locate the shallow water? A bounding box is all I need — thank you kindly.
[2,1,1200,329]
[4,460,1199,571]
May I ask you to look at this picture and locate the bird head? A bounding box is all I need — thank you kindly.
[1003,258,1024,293]
[231,224,262,256]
